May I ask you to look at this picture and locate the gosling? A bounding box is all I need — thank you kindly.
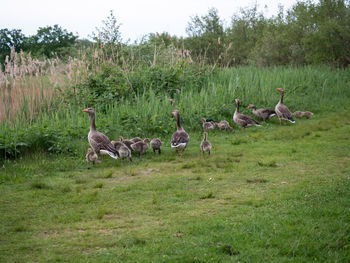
[150,138,163,154]
[111,141,132,161]
[292,111,314,119]
[200,132,212,155]
[86,148,98,169]
[200,118,216,131]
[131,138,150,157]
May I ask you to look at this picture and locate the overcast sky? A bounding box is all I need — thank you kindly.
[2,0,298,42]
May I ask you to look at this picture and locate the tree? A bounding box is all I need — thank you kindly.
[185,8,225,64]
[0,28,25,63]
[92,10,123,45]
[25,25,77,58]
[287,0,350,66]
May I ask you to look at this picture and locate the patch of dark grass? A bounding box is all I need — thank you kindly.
[96,208,112,220]
[188,175,202,181]
[13,224,28,232]
[181,162,196,169]
[231,138,248,145]
[94,182,104,188]
[246,178,269,183]
[75,176,87,184]
[200,191,215,199]
[30,180,52,190]
[217,243,240,256]
[60,184,72,193]
[258,160,277,167]
[104,170,114,178]
[84,191,99,203]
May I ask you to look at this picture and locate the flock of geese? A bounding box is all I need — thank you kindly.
[83,88,313,168]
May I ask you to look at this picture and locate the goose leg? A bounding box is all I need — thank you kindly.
[285,120,287,125]
[279,119,282,126]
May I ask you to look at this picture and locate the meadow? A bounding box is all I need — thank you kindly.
[1,64,350,262]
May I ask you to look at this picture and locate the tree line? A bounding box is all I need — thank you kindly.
[1,0,349,67]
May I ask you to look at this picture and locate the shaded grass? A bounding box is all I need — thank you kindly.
[0,111,349,262]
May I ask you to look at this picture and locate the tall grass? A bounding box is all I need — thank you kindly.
[1,65,349,160]
[0,48,88,123]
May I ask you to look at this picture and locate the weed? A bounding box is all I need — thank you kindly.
[200,191,215,199]
[94,182,104,189]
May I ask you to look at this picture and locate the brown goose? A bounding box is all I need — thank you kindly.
[111,141,132,161]
[200,118,216,131]
[246,104,276,121]
[293,111,314,119]
[85,148,99,169]
[82,108,119,160]
[275,88,295,125]
[150,138,163,154]
[131,138,150,157]
[233,99,261,132]
[171,110,190,154]
[200,132,212,155]
[216,120,233,131]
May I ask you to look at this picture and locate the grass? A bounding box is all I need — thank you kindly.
[1,66,349,159]
[1,110,349,262]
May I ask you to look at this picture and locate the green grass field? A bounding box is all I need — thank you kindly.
[1,109,349,262]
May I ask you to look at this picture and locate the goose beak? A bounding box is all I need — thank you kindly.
[277,88,281,92]
[246,106,249,109]
[82,109,89,112]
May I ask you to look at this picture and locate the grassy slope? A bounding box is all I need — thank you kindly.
[1,111,350,262]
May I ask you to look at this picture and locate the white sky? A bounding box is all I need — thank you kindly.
[2,0,298,42]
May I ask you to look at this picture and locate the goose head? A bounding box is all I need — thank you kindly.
[246,104,256,110]
[277,88,285,94]
[172,110,180,117]
[82,107,94,115]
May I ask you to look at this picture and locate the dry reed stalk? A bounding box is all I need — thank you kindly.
[0,48,88,124]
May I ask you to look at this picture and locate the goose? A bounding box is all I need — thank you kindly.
[131,138,150,157]
[293,111,314,119]
[275,88,295,125]
[200,132,212,155]
[111,141,132,161]
[85,148,99,169]
[200,118,216,131]
[131,137,142,143]
[82,108,119,160]
[118,136,134,151]
[216,120,233,131]
[246,104,276,121]
[150,138,163,154]
[233,99,261,132]
[171,110,190,154]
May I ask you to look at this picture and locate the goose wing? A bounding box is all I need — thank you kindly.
[90,131,119,155]
[276,103,295,122]
[235,113,260,127]
[171,131,189,147]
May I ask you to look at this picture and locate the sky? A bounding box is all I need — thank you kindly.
[2,0,298,43]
